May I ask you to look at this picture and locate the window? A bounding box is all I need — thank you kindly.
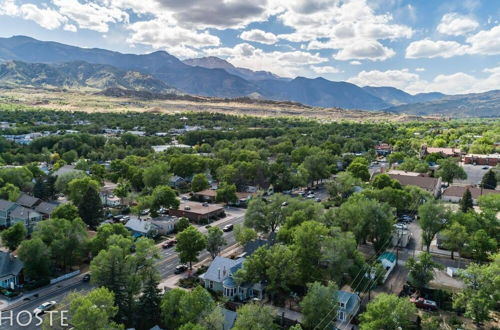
[209,281,213,289]
[339,311,346,321]
[339,302,346,308]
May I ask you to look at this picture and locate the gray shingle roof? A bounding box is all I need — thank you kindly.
[0,252,23,277]
[35,202,58,216]
[201,256,243,282]
[16,193,41,208]
[0,200,16,212]
[10,205,41,220]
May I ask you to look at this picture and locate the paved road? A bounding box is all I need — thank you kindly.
[0,213,245,329]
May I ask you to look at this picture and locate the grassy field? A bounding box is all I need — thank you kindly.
[0,87,441,122]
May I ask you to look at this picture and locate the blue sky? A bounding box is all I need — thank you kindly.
[0,0,499,94]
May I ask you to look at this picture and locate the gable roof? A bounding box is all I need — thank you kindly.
[0,252,23,277]
[222,308,237,330]
[388,174,439,191]
[125,218,158,234]
[16,193,41,208]
[378,252,397,263]
[35,202,59,215]
[0,200,16,212]
[443,186,500,199]
[10,205,41,220]
[200,256,243,282]
[336,290,360,314]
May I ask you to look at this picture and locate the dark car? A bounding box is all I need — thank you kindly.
[82,274,91,282]
[410,297,438,311]
[223,224,233,232]
[162,239,177,249]
[174,264,188,274]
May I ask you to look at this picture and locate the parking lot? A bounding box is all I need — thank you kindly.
[454,163,492,186]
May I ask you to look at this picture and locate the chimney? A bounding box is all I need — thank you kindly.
[218,268,221,280]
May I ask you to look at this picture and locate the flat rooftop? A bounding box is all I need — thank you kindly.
[176,201,224,215]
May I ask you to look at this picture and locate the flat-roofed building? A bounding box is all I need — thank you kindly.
[169,201,225,223]
[442,185,500,204]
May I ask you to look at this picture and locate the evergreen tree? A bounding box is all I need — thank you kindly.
[33,178,46,199]
[459,188,474,213]
[138,269,162,330]
[78,186,103,228]
[480,170,497,189]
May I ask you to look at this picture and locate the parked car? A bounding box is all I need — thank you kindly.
[306,193,315,199]
[82,274,91,282]
[315,198,322,202]
[140,209,150,215]
[482,166,489,170]
[33,301,57,315]
[162,239,177,249]
[395,223,408,230]
[410,297,438,311]
[223,224,234,232]
[174,264,188,274]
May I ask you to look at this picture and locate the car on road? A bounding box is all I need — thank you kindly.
[482,166,489,170]
[33,301,57,315]
[174,264,188,274]
[410,297,438,311]
[82,274,91,282]
[223,224,234,232]
[162,239,177,248]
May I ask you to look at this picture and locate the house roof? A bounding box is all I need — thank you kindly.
[244,239,271,256]
[35,202,58,215]
[10,206,41,220]
[16,193,40,208]
[176,201,224,215]
[52,165,83,177]
[0,252,23,277]
[200,256,243,282]
[425,147,461,156]
[388,174,439,191]
[378,252,397,263]
[443,186,500,199]
[222,309,237,330]
[194,189,217,198]
[336,290,360,313]
[0,199,16,212]
[125,218,157,234]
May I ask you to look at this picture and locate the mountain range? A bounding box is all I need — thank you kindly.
[0,35,497,117]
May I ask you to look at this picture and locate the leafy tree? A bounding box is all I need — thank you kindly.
[233,303,276,330]
[0,167,33,188]
[468,229,497,263]
[327,171,362,204]
[440,222,467,260]
[114,180,130,206]
[176,226,207,270]
[398,157,429,173]
[191,173,210,192]
[161,288,188,329]
[480,169,497,189]
[301,153,331,186]
[347,157,370,181]
[179,286,216,325]
[206,226,226,259]
[78,186,104,228]
[372,174,400,190]
[360,294,417,330]
[67,176,100,205]
[54,171,86,193]
[1,222,27,251]
[199,306,225,330]
[0,183,20,201]
[33,178,47,200]
[236,244,298,300]
[406,252,443,290]
[453,254,499,326]
[17,238,51,281]
[300,281,338,329]
[143,163,170,189]
[418,201,450,252]
[234,225,258,245]
[245,194,290,235]
[478,194,500,213]
[436,158,467,184]
[175,217,191,233]
[215,182,237,204]
[62,150,78,164]
[90,223,131,255]
[459,188,474,213]
[51,203,80,220]
[179,323,206,330]
[150,185,180,215]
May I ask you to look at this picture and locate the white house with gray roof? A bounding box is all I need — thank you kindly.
[335,291,361,329]
[0,252,23,289]
[199,256,264,301]
[0,200,17,227]
[9,205,42,232]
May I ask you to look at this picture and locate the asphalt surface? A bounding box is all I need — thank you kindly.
[0,213,245,330]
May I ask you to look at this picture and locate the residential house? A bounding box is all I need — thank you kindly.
[9,206,42,232]
[169,201,225,223]
[0,252,23,289]
[193,189,217,203]
[16,193,41,209]
[34,202,58,219]
[52,165,84,177]
[0,200,17,227]
[388,171,442,197]
[231,192,254,207]
[377,252,397,283]
[169,176,187,189]
[375,143,392,156]
[442,185,500,205]
[199,256,264,301]
[125,218,159,238]
[335,291,361,330]
[151,216,178,235]
[421,146,462,158]
[101,194,121,207]
[463,154,500,166]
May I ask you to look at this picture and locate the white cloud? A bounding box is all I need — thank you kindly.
[240,29,277,45]
[310,65,340,74]
[0,0,68,30]
[52,0,128,33]
[127,18,220,56]
[466,25,500,55]
[348,69,419,90]
[334,40,395,61]
[405,39,468,59]
[63,24,77,32]
[350,61,362,65]
[415,68,425,72]
[437,13,479,36]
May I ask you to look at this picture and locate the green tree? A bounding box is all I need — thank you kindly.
[150,185,179,215]
[143,163,170,189]
[347,157,370,181]
[480,169,497,189]
[176,226,207,270]
[234,225,257,245]
[406,252,443,290]
[453,254,499,326]
[215,183,237,204]
[54,171,87,193]
[78,186,104,228]
[206,226,226,259]
[175,217,191,233]
[114,180,130,206]
[68,176,101,205]
[161,288,188,329]
[1,222,27,251]
[436,158,467,184]
[372,174,399,190]
[179,286,216,325]
[245,194,290,235]
[459,188,474,213]
[17,238,51,281]
[360,294,417,330]
[418,201,450,252]
[468,229,497,263]
[478,194,500,213]
[137,269,162,330]
[51,203,80,220]
[300,281,338,329]
[191,173,210,192]
[62,150,78,164]
[0,183,20,201]
[440,222,467,260]
[233,303,276,330]
[327,171,362,204]
[90,223,131,255]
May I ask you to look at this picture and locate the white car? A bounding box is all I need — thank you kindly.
[33,301,56,315]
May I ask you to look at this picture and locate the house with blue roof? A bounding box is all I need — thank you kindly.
[199,256,264,301]
[377,252,397,283]
[335,290,361,330]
